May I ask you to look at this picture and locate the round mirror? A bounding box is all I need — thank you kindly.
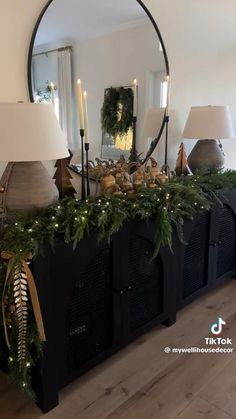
[28,0,169,164]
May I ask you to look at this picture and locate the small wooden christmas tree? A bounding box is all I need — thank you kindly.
[175,142,191,176]
[53,150,76,198]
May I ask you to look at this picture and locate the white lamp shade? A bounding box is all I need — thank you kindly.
[182,106,235,140]
[142,107,165,138]
[0,102,69,161]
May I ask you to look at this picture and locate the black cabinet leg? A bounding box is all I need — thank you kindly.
[163,312,176,327]
[32,346,59,413]
[36,377,59,414]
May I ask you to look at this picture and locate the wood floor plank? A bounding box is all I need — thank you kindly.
[64,280,236,419]
[175,397,235,419]
[0,280,236,419]
[105,313,236,419]
[200,357,236,418]
[0,383,38,419]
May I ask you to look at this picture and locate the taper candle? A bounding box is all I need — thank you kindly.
[83,91,89,143]
[133,79,138,117]
[77,79,85,130]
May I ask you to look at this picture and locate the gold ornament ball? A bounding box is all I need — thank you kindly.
[0,186,5,193]
[157,173,168,184]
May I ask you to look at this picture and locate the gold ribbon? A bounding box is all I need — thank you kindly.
[1,251,46,348]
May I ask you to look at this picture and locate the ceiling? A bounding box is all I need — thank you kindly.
[35,0,148,46]
[34,0,236,53]
[152,0,236,54]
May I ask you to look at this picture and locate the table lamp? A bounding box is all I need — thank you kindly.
[182,106,235,173]
[142,108,166,139]
[0,103,69,217]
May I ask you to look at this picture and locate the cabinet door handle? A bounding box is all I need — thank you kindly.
[210,241,217,247]
[114,287,132,295]
[210,240,222,247]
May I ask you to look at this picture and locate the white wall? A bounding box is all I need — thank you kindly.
[145,0,236,169]
[32,51,58,94]
[0,0,47,175]
[0,0,236,176]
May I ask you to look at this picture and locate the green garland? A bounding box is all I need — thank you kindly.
[101,87,134,137]
[1,170,236,398]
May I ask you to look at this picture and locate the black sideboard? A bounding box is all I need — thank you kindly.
[176,189,236,308]
[3,188,235,413]
[31,219,177,412]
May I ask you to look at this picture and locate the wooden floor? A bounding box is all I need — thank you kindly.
[1,279,236,419]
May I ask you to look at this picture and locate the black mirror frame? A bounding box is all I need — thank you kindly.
[27,0,169,165]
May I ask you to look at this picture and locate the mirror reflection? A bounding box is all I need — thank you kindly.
[30,0,167,161]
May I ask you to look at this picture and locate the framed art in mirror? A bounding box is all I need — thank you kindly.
[101,86,134,160]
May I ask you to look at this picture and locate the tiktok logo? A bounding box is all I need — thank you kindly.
[210,317,226,336]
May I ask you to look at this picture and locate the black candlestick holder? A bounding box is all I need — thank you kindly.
[80,129,86,200]
[84,142,90,197]
[129,116,139,163]
[164,114,169,166]
[161,114,170,176]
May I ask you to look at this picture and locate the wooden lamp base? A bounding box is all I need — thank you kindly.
[0,161,59,218]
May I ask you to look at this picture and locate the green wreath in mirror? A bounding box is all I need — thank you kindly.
[101,87,134,138]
